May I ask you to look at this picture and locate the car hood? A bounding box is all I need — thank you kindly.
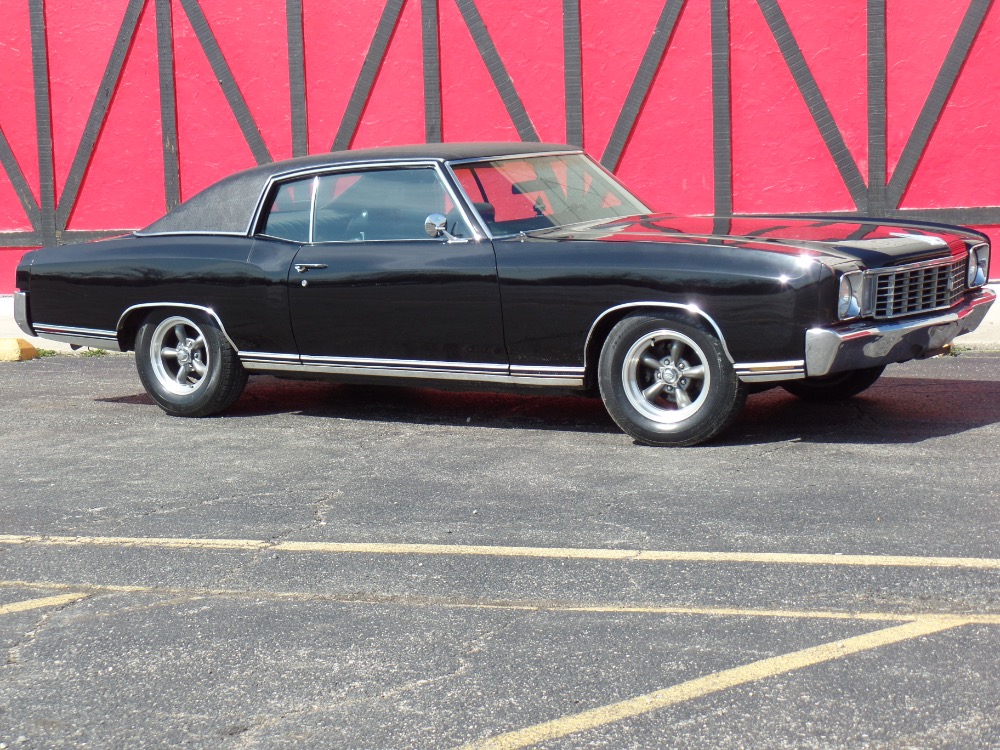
[530,213,982,269]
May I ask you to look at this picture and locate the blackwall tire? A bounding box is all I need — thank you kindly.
[597,314,746,446]
[781,365,885,401]
[134,311,247,417]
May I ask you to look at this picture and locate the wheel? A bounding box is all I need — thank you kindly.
[781,365,885,401]
[597,314,746,446]
[134,310,247,417]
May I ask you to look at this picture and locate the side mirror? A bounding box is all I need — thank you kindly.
[424,213,449,239]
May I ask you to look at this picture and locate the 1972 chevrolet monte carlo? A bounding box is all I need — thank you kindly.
[13,142,995,446]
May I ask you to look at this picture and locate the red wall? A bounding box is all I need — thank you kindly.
[2,0,999,292]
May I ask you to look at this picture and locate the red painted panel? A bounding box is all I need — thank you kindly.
[351,0,425,149]
[886,0,971,179]
[476,0,566,144]
[45,0,131,206]
[198,0,292,160]
[729,0,856,213]
[579,0,664,158]
[439,0,519,142]
[615,0,713,215]
[0,248,35,293]
[66,3,165,231]
[0,0,40,227]
[302,0,386,153]
[897,3,1000,210]
[781,0,868,179]
[170,0,257,201]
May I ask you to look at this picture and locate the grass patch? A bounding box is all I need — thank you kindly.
[36,348,60,357]
[80,348,109,357]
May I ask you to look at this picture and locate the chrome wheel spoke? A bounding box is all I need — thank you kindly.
[175,364,192,384]
[682,364,705,380]
[641,354,663,371]
[669,340,684,365]
[173,324,188,345]
[642,381,665,401]
[160,347,178,359]
[674,387,692,409]
[190,335,206,353]
[190,359,207,377]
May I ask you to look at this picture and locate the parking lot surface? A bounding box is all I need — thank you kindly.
[1,353,998,748]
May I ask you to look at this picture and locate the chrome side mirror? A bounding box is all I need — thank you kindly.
[424,213,448,239]
[424,213,468,243]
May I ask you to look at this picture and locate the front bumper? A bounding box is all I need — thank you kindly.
[805,287,996,377]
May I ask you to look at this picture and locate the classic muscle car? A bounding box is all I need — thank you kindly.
[13,143,995,446]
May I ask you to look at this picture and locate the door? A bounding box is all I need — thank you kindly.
[263,166,507,368]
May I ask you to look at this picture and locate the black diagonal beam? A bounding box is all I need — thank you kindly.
[711,0,732,234]
[29,0,56,247]
[756,0,868,211]
[287,0,308,156]
[178,0,271,164]
[55,0,145,229]
[454,0,539,142]
[421,0,443,143]
[155,0,181,211]
[867,0,887,214]
[332,0,406,151]
[886,0,992,207]
[0,126,41,231]
[601,0,684,172]
[563,0,583,147]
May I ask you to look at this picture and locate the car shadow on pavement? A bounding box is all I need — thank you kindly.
[100,374,1000,444]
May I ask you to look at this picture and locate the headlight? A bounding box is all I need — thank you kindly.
[967,243,990,288]
[838,271,863,320]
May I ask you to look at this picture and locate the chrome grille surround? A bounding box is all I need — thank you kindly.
[862,254,967,320]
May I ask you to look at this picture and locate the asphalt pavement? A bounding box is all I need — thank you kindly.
[0,350,998,748]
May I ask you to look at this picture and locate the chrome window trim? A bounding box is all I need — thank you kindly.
[446,150,583,166]
[132,229,247,238]
[116,303,239,352]
[584,302,735,368]
[247,161,484,243]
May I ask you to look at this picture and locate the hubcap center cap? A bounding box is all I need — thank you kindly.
[176,345,191,364]
[658,365,680,385]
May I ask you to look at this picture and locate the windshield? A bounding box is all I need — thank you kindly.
[449,153,650,237]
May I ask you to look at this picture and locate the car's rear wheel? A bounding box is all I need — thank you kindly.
[781,365,885,401]
[598,314,746,446]
[135,310,247,417]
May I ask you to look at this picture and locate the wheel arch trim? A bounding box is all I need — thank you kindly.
[117,303,240,352]
[584,302,735,371]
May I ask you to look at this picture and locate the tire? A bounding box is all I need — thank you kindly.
[597,314,746,446]
[781,365,885,401]
[134,310,247,417]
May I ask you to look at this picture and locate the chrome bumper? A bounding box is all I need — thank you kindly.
[13,291,35,337]
[805,287,996,377]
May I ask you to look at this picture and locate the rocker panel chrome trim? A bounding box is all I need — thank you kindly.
[735,360,806,383]
[31,323,122,351]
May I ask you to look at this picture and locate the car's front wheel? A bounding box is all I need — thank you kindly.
[135,310,247,417]
[598,314,746,446]
[781,365,885,401]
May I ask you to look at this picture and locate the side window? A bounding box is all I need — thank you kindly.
[312,168,468,243]
[260,178,314,242]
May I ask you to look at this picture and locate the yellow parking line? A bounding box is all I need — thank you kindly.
[0,593,88,616]
[458,617,968,750]
[2,579,998,624]
[1,533,998,569]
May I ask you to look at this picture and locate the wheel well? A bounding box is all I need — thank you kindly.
[584,305,724,387]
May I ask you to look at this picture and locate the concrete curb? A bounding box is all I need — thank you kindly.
[0,338,39,362]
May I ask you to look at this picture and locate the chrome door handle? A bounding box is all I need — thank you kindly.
[294,263,328,273]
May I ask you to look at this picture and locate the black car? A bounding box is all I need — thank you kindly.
[13,143,994,446]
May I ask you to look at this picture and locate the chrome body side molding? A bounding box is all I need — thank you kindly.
[30,324,122,351]
[240,354,585,387]
[734,361,806,382]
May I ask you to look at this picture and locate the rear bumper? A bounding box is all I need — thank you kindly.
[805,287,996,377]
[13,291,34,337]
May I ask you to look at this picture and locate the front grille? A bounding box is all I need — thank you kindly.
[868,256,966,319]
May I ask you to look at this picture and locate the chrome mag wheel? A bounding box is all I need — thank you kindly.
[149,315,211,396]
[621,330,711,424]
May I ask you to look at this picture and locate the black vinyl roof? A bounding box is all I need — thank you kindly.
[138,142,577,236]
